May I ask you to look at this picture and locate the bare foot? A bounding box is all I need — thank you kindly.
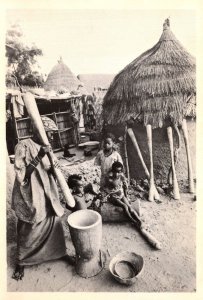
[12,265,24,281]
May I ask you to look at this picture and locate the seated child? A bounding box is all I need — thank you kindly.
[67,175,87,211]
[95,132,123,190]
[67,174,101,211]
[103,161,141,227]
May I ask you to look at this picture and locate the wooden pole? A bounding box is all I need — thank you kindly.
[140,228,161,250]
[167,126,180,200]
[23,92,76,209]
[146,124,155,201]
[124,125,130,181]
[168,125,181,186]
[127,127,159,200]
[127,128,149,177]
[182,118,195,193]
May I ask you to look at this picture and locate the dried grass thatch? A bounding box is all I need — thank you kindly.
[44,57,84,93]
[103,19,196,128]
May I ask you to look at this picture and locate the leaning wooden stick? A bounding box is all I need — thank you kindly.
[127,128,150,177]
[23,92,75,208]
[167,126,180,200]
[130,209,161,250]
[124,125,130,181]
[168,125,181,185]
[139,228,161,250]
[146,124,157,202]
[127,127,160,200]
[182,118,195,193]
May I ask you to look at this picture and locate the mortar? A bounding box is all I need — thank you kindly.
[67,210,105,278]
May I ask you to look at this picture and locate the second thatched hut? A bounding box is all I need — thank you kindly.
[102,19,196,186]
[44,57,86,93]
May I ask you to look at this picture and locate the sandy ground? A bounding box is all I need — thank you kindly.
[6,151,196,292]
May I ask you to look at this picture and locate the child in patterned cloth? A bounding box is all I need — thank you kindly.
[94,132,123,190]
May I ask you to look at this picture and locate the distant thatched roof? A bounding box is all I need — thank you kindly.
[103,19,196,128]
[44,57,86,93]
[77,74,115,93]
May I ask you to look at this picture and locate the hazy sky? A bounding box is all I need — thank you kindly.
[6,9,196,76]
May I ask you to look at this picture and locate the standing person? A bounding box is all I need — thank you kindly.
[83,95,95,131]
[11,116,73,281]
[94,132,123,190]
[70,101,80,144]
[87,102,96,130]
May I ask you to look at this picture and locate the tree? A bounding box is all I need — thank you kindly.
[6,24,44,87]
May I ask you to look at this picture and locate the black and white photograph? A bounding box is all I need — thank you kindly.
[2,3,201,295]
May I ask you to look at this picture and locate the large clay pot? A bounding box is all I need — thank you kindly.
[67,210,104,278]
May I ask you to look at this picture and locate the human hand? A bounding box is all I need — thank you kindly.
[97,193,103,200]
[47,159,60,178]
[52,159,60,169]
[38,145,52,158]
[95,199,101,208]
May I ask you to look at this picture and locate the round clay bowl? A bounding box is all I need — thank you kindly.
[109,251,144,285]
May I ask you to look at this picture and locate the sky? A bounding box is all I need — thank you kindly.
[6,9,196,77]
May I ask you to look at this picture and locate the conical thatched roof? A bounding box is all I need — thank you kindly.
[44,57,83,92]
[103,19,196,128]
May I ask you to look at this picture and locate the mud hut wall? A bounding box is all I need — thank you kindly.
[105,119,196,187]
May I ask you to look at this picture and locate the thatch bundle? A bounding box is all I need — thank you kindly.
[103,19,196,128]
[44,57,83,92]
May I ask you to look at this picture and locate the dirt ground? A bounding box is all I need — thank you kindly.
[6,150,196,292]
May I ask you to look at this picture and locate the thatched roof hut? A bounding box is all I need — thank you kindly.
[44,57,85,92]
[103,19,196,128]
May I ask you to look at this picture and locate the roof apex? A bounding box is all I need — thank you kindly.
[163,18,170,31]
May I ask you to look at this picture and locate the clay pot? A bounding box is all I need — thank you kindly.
[109,251,144,285]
